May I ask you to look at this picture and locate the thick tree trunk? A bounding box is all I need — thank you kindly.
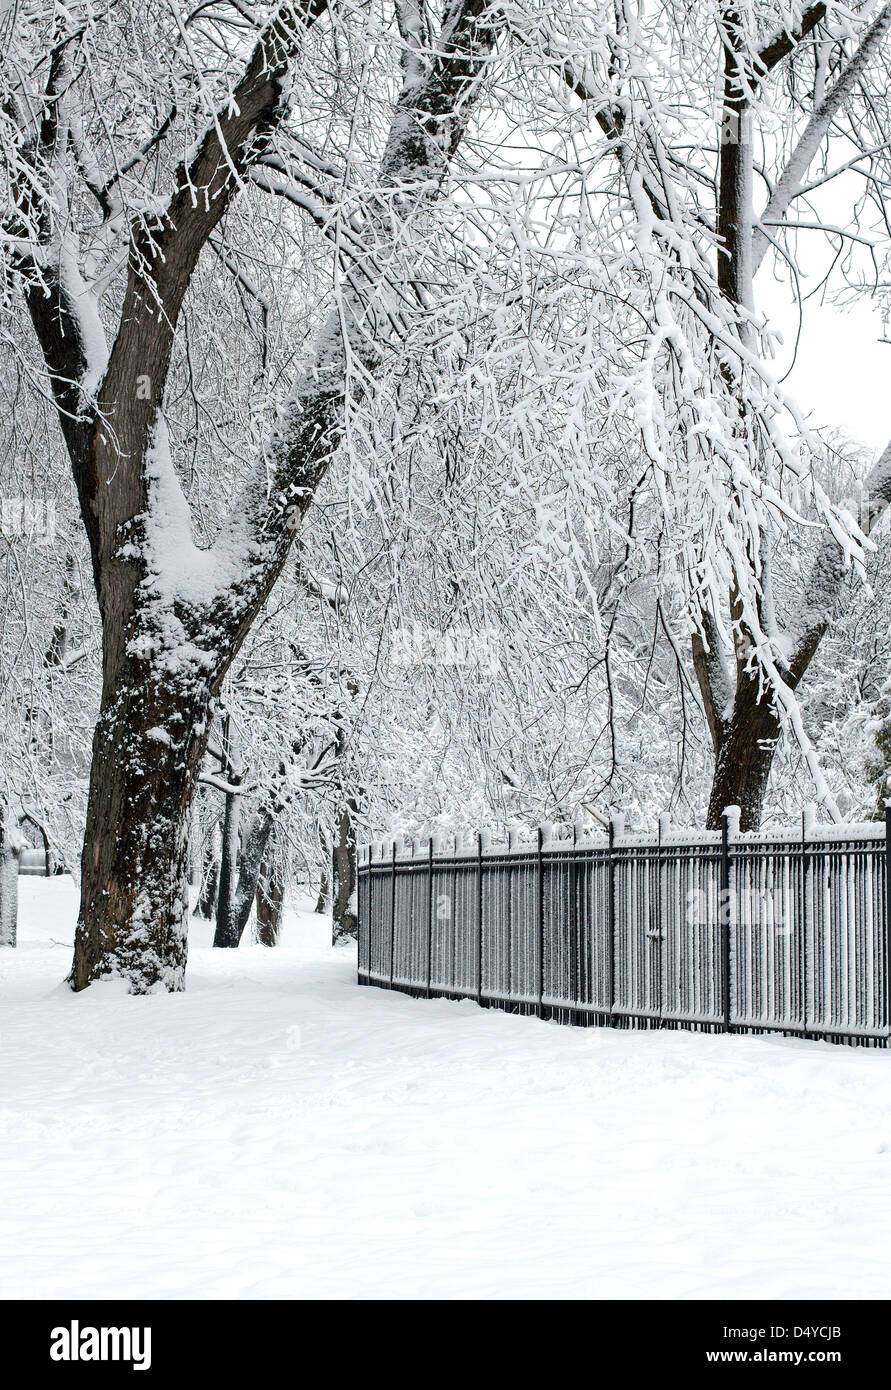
[72,662,213,991]
[331,801,358,943]
[706,671,781,832]
[256,845,285,946]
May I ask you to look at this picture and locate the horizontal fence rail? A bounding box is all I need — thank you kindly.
[357,809,891,1048]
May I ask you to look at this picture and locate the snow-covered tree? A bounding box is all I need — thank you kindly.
[516,0,891,827]
[3,0,503,989]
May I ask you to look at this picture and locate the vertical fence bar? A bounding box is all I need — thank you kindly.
[506,831,514,1008]
[536,826,544,1018]
[358,845,364,978]
[607,817,616,1022]
[802,808,810,1037]
[356,849,363,981]
[721,810,731,1033]
[569,823,578,1020]
[655,814,667,1025]
[878,806,884,1045]
[477,831,484,1007]
[389,840,396,989]
[426,836,434,998]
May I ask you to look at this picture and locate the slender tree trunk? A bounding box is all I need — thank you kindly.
[314,825,330,914]
[194,821,221,919]
[256,844,285,946]
[189,801,202,889]
[195,855,221,920]
[213,779,243,948]
[214,806,274,948]
[331,800,358,943]
[314,865,329,916]
[0,814,20,947]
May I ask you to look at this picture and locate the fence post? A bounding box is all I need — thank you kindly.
[506,828,514,1008]
[477,831,484,1007]
[357,846,364,983]
[426,835,434,999]
[720,809,735,1033]
[607,816,617,1022]
[802,805,815,1036]
[886,805,891,1041]
[536,826,545,1018]
[655,813,670,1022]
[389,839,397,989]
[569,822,579,1018]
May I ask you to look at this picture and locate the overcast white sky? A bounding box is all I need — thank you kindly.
[759,277,889,458]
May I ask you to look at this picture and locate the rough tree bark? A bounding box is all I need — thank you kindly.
[14,0,501,989]
[331,797,358,943]
[213,718,245,947]
[214,805,275,948]
[194,834,221,921]
[314,846,330,916]
[256,841,286,946]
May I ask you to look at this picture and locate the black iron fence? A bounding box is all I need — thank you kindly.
[357,809,891,1047]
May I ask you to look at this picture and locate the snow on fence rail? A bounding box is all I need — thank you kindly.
[357,809,891,1047]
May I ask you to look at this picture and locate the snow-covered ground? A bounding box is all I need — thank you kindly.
[2,877,891,1300]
